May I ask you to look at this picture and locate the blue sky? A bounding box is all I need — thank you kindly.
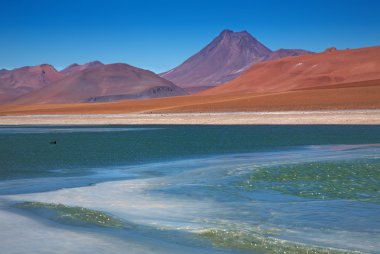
[1,0,379,72]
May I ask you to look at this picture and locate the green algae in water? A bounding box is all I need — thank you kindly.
[196,220,360,254]
[199,229,360,254]
[14,202,124,228]
[242,160,380,203]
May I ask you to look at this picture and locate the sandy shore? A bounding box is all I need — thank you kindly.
[1,110,380,125]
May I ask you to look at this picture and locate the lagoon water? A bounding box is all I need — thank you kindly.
[0,125,380,253]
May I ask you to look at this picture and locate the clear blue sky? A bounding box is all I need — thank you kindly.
[1,0,379,72]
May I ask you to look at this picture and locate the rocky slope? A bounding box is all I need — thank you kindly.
[200,46,380,95]
[0,64,63,103]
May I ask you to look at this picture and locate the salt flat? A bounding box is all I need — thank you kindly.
[1,110,380,125]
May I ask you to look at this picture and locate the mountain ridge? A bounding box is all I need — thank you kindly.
[61,61,104,75]
[200,46,380,95]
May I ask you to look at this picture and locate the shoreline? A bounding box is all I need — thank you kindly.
[1,110,380,125]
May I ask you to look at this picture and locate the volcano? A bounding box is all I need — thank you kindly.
[160,29,311,93]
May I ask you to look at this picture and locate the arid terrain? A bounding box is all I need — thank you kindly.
[1,33,379,124]
[0,80,379,116]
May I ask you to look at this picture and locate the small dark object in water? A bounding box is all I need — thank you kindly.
[49,141,57,145]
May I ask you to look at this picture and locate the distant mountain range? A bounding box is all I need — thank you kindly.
[8,63,187,105]
[160,29,312,93]
[0,29,315,104]
[2,29,378,107]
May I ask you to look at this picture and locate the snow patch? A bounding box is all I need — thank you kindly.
[161,68,175,76]
[231,66,249,74]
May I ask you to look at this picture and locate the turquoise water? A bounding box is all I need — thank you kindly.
[0,125,379,253]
